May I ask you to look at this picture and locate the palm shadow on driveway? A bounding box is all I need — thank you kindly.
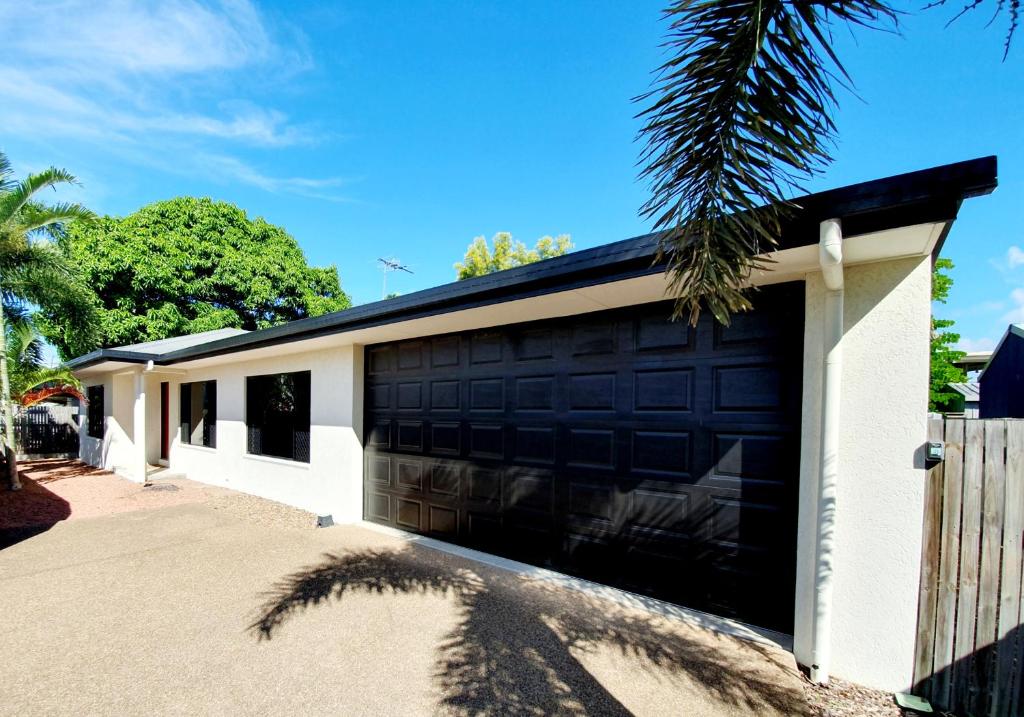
[249,544,811,716]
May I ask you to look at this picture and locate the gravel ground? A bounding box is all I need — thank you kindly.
[204,485,318,530]
[4,459,911,715]
[1,459,318,536]
[803,676,903,717]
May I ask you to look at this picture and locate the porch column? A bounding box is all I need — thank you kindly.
[132,369,147,483]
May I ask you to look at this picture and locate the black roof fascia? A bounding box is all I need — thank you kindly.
[69,156,997,370]
[66,349,156,369]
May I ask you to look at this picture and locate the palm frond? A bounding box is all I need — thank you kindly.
[0,151,13,193]
[636,0,897,324]
[925,0,1019,58]
[0,167,80,228]
[6,317,44,370]
[16,366,82,394]
[16,202,96,236]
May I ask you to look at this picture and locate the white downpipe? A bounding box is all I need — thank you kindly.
[811,218,843,685]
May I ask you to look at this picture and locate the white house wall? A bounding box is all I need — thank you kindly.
[165,344,364,521]
[794,255,932,692]
[80,372,138,478]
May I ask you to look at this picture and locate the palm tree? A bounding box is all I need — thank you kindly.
[0,152,97,489]
[5,311,84,407]
[635,0,1016,326]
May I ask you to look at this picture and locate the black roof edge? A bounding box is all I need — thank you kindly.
[66,349,155,370]
[70,156,997,369]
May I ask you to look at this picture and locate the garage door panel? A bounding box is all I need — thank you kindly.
[506,469,553,511]
[470,332,503,364]
[636,314,694,352]
[367,345,393,374]
[633,368,695,412]
[366,491,390,522]
[711,432,795,486]
[627,486,692,537]
[368,456,391,486]
[428,461,461,497]
[513,426,557,464]
[396,497,422,529]
[364,286,803,632]
[430,380,460,410]
[713,364,784,412]
[567,373,616,411]
[631,429,692,477]
[572,322,617,356]
[396,421,424,452]
[566,428,616,470]
[515,376,555,411]
[468,423,504,459]
[467,466,502,504]
[515,328,556,361]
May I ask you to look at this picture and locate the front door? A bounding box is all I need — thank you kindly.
[160,381,169,461]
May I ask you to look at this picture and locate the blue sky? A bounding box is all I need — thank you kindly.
[1,1,1021,352]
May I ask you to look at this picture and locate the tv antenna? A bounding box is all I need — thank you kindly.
[378,257,413,299]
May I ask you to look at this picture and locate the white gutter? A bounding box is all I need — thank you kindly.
[811,218,843,685]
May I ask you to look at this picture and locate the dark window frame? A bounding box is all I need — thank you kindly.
[245,370,311,463]
[179,380,217,449]
[86,385,104,438]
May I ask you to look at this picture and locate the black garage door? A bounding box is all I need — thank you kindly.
[364,282,804,632]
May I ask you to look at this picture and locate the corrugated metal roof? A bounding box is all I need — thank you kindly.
[948,382,980,402]
[110,328,249,355]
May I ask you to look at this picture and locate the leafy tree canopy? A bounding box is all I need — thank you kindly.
[40,197,351,354]
[456,233,573,280]
[930,257,966,412]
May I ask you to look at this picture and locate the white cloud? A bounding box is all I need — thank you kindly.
[957,337,996,352]
[1001,288,1024,325]
[0,1,295,77]
[0,1,342,201]
[196,154,357,202]
[1008,246,1024,269]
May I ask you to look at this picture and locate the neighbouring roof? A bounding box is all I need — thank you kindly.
[948,382,980,402]
[980,324,1024,379]
[68,155,998,371]
[953,351,993,369]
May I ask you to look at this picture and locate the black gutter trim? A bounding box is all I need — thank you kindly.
[68,155,997,370]
[67,349,154,369]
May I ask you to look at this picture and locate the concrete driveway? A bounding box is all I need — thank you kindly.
[0,493,813,716]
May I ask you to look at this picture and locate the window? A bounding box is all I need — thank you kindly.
[180,380,217,448]
[246,371,311,462]
[86,385,104,438]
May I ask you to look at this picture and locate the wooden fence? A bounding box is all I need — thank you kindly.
[913,417,1024,716]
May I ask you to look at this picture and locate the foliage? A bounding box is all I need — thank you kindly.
[0,155,99,358]
[5,311,82,405]
[0,151,96,485]
[43,197,352,353]
[636,0,1016,326]
[455,233,573,280]
[930,257,966,412]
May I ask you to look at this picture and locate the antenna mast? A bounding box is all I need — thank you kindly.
[377,257,414,299]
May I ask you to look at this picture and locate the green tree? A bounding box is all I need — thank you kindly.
[0,152,97,488]
[636,0,1015,325]
[455,233,573,280]
[931,257,966,412]
[42,197,351,352]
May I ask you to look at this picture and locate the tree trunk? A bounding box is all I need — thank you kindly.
[0,292,21,490]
